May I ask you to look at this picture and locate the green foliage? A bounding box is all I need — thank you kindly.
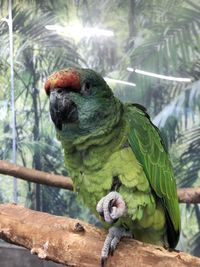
[117,0,200,110]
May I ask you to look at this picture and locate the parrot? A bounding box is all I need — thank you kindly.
[44,67,181,265]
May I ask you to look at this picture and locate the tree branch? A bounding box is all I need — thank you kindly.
[0,203,200,267]
[0,160,200,204]
[178,187,200,204]
[0,160,73,190]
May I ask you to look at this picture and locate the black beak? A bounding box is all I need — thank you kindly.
[49,89,78,130]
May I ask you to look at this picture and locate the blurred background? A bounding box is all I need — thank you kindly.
[0,0,200,262]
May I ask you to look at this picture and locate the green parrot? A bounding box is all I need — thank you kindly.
[44,67,181,265]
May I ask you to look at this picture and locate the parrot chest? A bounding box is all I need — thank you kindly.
[67,146,150,214]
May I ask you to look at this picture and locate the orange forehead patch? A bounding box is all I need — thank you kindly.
[44,69,81,94]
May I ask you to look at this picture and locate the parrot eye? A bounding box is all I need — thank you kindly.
[81,82,91,96]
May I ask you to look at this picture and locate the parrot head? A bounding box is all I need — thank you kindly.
[44,68,119,137]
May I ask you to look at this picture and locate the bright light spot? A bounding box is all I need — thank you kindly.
[104,77,136,87]
[45,24,114,38]
[127,67,134,72]
[127,67,192,82]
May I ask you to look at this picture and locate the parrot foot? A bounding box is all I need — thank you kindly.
[101,226,132,267]
[96,191,126,223]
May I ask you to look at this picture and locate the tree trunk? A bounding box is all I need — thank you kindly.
[32,86,41,211]
[0,204,200,267]
[128,0,137,38]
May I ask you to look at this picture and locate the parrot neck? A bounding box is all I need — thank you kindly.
[58,98,128,171]
[58,97,124,147]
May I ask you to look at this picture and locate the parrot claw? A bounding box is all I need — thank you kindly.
[101,256,107,267]
[100,226,132,266]
[96,191,126,223]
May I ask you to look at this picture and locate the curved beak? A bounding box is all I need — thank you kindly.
[49,89,78,130]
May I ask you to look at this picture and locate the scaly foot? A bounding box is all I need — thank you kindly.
[101,226,132,267]
[96,191,126,223]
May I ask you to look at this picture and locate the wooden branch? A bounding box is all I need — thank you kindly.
[0,204,200,267]
[0,160,200,204]
[178,187,200,204]
[0,160,73,190]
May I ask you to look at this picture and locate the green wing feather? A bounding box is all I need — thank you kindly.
[126,103,181,248]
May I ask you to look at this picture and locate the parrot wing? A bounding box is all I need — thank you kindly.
[126,103,181,248]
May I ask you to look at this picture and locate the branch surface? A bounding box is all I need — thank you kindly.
[0,160,200,203]
[0,204,200,267]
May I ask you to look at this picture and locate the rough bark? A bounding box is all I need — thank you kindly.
[0,204,200,267]
[0,160,200,204]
